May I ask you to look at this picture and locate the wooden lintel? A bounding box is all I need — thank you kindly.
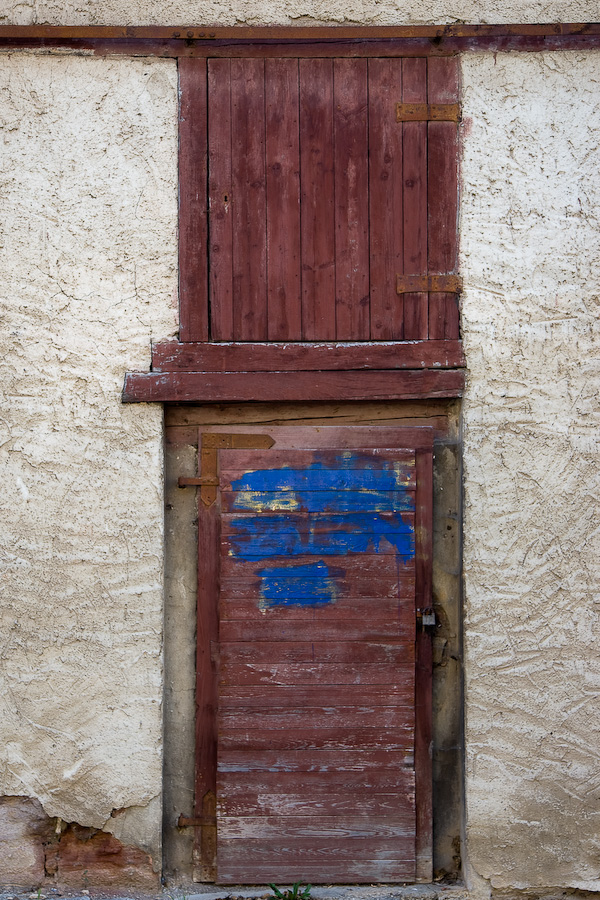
[0,25,600,55]
[151,340,465,372]
[122,369,466,403]
[1,23,600,39]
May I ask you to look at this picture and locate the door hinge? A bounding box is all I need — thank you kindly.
[178,431,275,507]
[396,102,460,122]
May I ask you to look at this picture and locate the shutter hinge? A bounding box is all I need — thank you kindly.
[396,274,462,294]
[396,102,460,122]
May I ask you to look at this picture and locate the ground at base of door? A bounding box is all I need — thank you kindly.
[0,885,468,900]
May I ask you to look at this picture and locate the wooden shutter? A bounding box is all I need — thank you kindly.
[180,56,459,344]
[193,426,433,884]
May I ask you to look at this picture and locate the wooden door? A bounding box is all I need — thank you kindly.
[194,426,433,884]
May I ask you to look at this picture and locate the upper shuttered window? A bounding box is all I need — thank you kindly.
[179,55,459,344]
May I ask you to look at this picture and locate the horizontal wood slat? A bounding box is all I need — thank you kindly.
[150,339,465,371]
[122,368,466,402]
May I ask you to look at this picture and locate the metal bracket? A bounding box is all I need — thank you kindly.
[396,274,462,294]
[396,102,460,122]
[178,432,275,507]
[417,607,436,632]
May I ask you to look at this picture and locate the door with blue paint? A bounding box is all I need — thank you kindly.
[196,427,433,884]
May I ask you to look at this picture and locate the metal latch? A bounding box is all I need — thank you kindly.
[417,607,436,630]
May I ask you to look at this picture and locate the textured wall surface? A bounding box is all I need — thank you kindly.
[0,53,178,866]
[461,51,600,895]
[0,0,598,26]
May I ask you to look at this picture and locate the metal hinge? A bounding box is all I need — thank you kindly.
[396,274,462,294]
[396,102,460,122]
[178,431,275,507]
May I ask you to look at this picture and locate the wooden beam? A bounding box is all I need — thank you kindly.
[122,369,465,402]
[0,25,600,55]
[150,340,465,372]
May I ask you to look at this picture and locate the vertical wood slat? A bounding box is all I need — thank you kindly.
[414,448,433,882]
[231,58,267,340]
[179,58,208,342]
[194,437,221,881]
[208,59,233,341]
[368,58,404,340]
[402,58,428,340]
[427,57,460,340]
[266,59,302,340]
[334,58,370,341]
[299,58,336,341]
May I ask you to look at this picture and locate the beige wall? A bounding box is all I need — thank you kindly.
[461,51,600,896]
[0,53,178,868]
[0,0,599,25]
[1,39,600,895]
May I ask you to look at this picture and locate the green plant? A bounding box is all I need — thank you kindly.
[269,883,311,900]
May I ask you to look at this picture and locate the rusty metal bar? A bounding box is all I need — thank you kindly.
[396,102,460,122]
[396,274,463,294]
[1,24,600,39]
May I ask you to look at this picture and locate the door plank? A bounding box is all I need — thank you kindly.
[231,58,267,340]
[368,58,404,339]
[334,58,370,340]
[427,56,460,339]
[179,58,208,342]
[207,59,233,340]
[299,58,336,340]
[266,58,302,340]
[402,58,428,339]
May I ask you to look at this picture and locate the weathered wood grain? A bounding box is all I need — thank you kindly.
[299,58,336,340]
[178,58,208,342]
[231,58,267,340]
[368,58,404,340]
[402,58,428,340]
[207,59,233,341]
[150,339,466,371]
[334,58,369,340]
[122,368,466,402]
[266,58,302,340]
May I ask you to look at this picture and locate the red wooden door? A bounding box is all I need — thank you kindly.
[194,427,433,884]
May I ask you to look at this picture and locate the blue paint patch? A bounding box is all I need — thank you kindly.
[230,455,413,492]
[228,513,414,562]
[257,560,340,609]
[227,457,416,610]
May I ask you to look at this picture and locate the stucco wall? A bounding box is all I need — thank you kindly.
[0,53,178,871]
[461,51,600,895]
[0,0,599,26]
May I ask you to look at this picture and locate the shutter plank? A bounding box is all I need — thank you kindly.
[427,56,460,340]
[334,58,370,340]
[208,59,233,340]
[231,58,267,340]
[179,58,208,342]
[369,58,404,339]
[266,58,302,340]
[299,59,336,340]
[402,58,428,339]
